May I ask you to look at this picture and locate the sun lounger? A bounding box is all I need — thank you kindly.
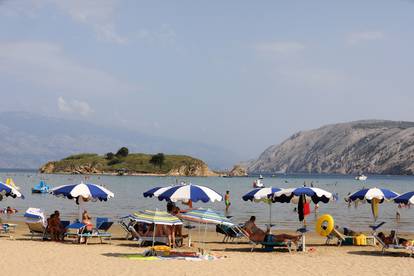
[26,221,48,240]
[65,222,112,245]
[370,222,414,256]
[326,228,353,246]
[216,224,244,243]
[239,227,296,253]
[119,216,139,240]
[127,225,183,247]
[96,217,113,232]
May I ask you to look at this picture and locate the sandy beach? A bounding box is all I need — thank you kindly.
[1,221,413,276]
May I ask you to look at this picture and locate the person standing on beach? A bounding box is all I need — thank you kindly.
[225,190,231,212]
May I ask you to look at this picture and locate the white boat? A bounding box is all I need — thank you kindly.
[355,174,367,181]
[259,174,264,180]
[253,179,264,188]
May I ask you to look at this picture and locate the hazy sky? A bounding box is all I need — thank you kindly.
[1,0,414,160]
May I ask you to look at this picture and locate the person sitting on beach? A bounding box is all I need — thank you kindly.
[48,211,65,241]
[79,210,94,243]
[1,206,18,214]
[242,216,301,246]
[378,231,412,246]
[82,210,93,232]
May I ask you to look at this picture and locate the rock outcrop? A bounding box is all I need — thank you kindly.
[167,161,218,177]
[228,165,248,176]
[248,120,414,175]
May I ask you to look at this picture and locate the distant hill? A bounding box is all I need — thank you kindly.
[40,152,217,176]
[248,120,414,175]
[0,112,238,169]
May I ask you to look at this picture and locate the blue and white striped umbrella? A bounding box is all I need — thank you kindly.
[0,181,24,200]
[155,184,222,203]
[50,182,114,202]
[242,187,282,202]
[51,182,114,221]
[242,187,282,226]
[393,191,414,205]
[272,187,333,204]
[178,208,233,226]
[347,187,399,203]
[143,185,177,198]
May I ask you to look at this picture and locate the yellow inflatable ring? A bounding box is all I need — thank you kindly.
[315,214,334,237]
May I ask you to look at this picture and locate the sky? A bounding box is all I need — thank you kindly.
[1,0,414,161]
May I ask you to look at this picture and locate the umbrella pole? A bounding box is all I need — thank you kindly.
[203,223,207,255]
[78,197,85,222]
[269,202,272,228]
[188,225,192,247]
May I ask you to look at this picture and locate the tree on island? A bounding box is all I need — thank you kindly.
[149,153,165,169]
[116,147,129,158]
[105,152,115,160]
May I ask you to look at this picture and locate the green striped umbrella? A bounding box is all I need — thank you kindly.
[178,208,233,226]
[132,210,183,247]
[132,210,183,225]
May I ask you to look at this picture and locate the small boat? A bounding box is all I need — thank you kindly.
[355,174,367,181]
[259,174,264,180]
[32,180,51,193]
[253,179,265,188]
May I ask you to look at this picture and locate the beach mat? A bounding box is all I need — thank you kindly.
[125,254,160,261]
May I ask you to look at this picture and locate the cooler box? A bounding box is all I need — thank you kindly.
[354,234,367,246]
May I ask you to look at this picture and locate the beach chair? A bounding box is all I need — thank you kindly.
[216,224,244,243]
[127,225,183,247]
[370,222,414,256]
[26,221,48,240]
[0,217,17,236]
[239,227,295,253]
[119,216,139,240]
[326,228,353,246]
[65,222,112,245]
[96,217,114,232]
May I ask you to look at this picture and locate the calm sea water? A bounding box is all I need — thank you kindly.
[1,172,414,232]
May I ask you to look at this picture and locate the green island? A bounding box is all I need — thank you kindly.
[39,147,218,176]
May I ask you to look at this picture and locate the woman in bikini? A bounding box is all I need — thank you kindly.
[81,210,94,243]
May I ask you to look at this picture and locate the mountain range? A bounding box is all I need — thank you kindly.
[0,112,239,169]
[248,120,414,175]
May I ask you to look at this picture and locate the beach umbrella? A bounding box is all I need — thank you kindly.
[132,210,183,247]
[143,185,177,198]
[178,208,233,251]
[272,187,333,204]
[132,210,183,225]
[346,187,398,221]
[155,183,223,203]
[271,187,333,252]
[50,182,114,221]
[178,208,234,226]
[0,181,24,201]
[242,187,282,227]
[393,191,414,205]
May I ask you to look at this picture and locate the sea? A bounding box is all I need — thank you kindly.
[1,171,414,233]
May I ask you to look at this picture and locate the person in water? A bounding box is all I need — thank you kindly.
[242,216,301,246]
[225,190,231,212]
